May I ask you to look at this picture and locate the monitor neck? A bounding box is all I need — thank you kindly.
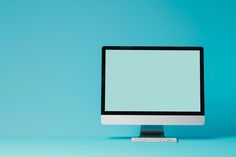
[140,125,165,137]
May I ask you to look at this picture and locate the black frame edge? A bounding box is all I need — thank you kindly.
[101,46,204,116]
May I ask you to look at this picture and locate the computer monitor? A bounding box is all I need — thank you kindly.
[101,46,204,138]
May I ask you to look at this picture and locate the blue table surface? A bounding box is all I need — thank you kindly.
[0,136,235,157]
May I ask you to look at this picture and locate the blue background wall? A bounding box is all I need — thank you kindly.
[0,0,235,137]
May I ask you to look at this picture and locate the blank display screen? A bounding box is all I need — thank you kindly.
[105,50,201,112]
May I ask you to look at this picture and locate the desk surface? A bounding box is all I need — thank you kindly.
[0,136,235,157]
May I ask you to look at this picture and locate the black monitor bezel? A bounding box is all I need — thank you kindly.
[101,46,204,115]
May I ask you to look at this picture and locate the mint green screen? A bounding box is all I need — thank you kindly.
[105,50,201,112]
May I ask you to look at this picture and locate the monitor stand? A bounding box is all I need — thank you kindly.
[131,125,177,142]
[139,125,165,137]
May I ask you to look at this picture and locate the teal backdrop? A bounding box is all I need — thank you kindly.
[0,0,235,137]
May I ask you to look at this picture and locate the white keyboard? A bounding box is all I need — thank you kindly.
[131,137,178,143]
